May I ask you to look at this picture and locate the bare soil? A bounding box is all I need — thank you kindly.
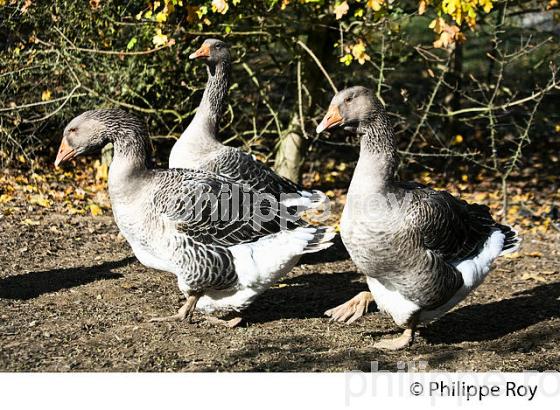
[1,207,559,372]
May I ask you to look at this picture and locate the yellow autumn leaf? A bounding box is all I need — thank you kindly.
[30,195,51,208]
[339,54,353,66]
[0,194,14,204]
[21,218,40,226]
[504,252,520,259]
[418,0,427,15]
[21,0,32,13]
[351,39,370,65]
[94,160,108,182]
[212,0,229,14]
[89,203,103,216]
[472,192,487,202]
[480,0,493,13]
[41,89,52,101]
[152,29,168,47]
[334,1,349,20]
[520,273,547,283]
[429,17,445,34]
[367,0,384,12]
[154,11,167,23]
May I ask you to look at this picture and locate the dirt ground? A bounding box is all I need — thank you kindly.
[1,205,559,372]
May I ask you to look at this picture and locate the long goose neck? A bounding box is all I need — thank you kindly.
[110,128,150,170]
[351,114,399,193]
[106,119,151,196]
[194,60,231,135]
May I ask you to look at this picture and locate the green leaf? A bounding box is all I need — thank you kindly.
[126,37,138,50]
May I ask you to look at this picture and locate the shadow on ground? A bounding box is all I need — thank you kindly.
[0,257,134,300]
[421,281,560,344]
[242,270,367,324]
[299,236,349,265]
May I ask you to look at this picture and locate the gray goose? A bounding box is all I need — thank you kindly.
[169,38,325,208]
[316,86,520,350]
[55,109,334,326]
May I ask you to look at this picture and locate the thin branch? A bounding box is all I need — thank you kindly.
[440,77,559,117]
[241,63,283,138]
[400,55,450,167]
[0,93,87,112]
[376,32,385,103]
[23,85,83,123]
[37,29,175,56]
[296,40,338,93]
[297,59,308,140]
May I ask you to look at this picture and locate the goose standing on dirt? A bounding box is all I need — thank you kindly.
[55,109,334,326]
[316,86,520,350]
[169,38,325,208]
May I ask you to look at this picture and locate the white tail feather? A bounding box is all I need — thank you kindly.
[499,228,521,256]
[230,226,334,287]
[196,227,334,313]
[281,190,328,210]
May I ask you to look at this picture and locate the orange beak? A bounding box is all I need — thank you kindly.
[54,137,76,167]
[316,105,343,133]
[189,44,210,60]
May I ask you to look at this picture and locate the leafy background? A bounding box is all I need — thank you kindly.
[1,0,559,231]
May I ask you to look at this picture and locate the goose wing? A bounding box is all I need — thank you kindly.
[406,184,497,262]
[151,168,301,247]
[208,147,303,197]
[174,237,239,291]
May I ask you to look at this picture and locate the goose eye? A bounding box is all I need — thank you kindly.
[344,97,353,104]
[68,127,77,133]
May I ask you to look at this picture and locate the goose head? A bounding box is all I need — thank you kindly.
[54,109,145,167]
[54,111,111,167]
[316,86,384,134]
[189,38,230,67]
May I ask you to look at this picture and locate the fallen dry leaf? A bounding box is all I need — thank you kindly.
[519,273,547,283]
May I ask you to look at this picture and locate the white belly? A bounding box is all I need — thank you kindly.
[127,237,177,274]
[195,287,261,314]
[366,276,420,326]
[176,277,269,314]
[418,229,505,323]
[367,230,506,326]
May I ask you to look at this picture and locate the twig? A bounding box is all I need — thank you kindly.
[296,40,338,93]
[400,55,450,167]
[81,85,184,124]
[39,28,175,56]
[23,85,83,123]
[297,59,308,140]
[0,93,87,112]
[500,72,549,216]
[376,33,385,103]
[241,63,283,138]
[442,81,558,117]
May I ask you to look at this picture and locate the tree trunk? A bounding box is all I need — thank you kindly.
[273,24,334,183]
[274,115,304,182]
[101,143,113,166]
